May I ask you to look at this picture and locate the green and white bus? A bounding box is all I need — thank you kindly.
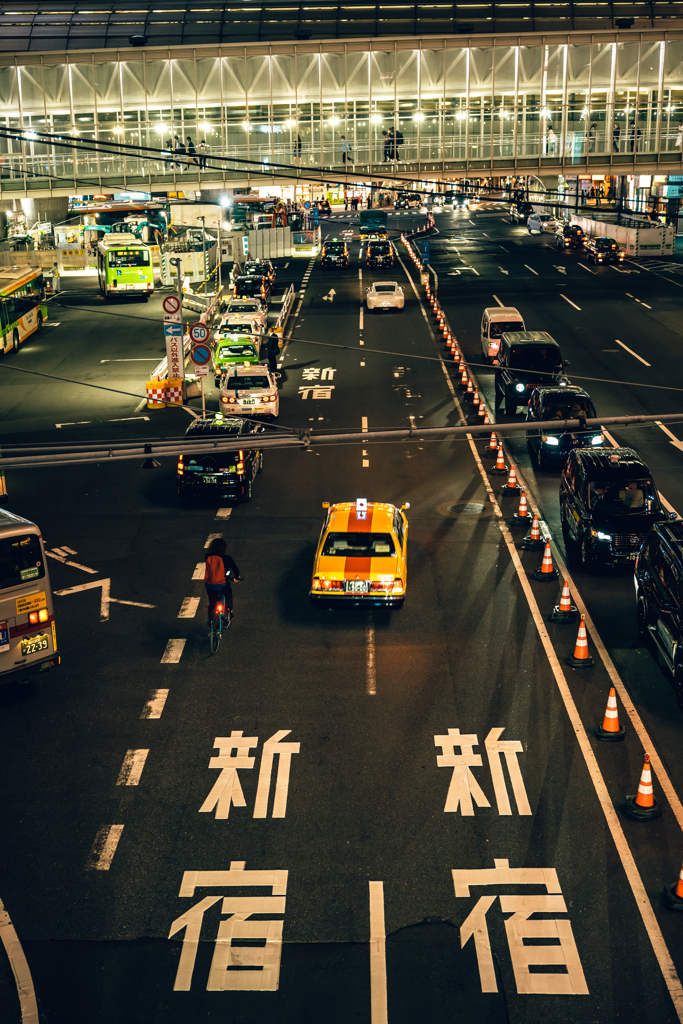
[97,233,154,300]
[0,265,47,355]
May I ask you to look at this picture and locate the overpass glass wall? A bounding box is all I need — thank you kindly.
[0,36,682,185]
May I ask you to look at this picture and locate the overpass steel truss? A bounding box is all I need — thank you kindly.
[1,29,683,197]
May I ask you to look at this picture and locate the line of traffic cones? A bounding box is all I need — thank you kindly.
[533,539,559,581]
[521,513,544,551]
[501,464,520,495]
[624,753,662,820]
[550,579,577,622]
[595,687,626,742]
[565,613,594,667]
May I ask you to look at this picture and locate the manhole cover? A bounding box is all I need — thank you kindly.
[436,501,493,519]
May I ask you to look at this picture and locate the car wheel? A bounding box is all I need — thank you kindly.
[580,536,593,569]
[11,329,19,353]
[242,479,252,503]
[527,227,532,234]
[504,397,517,416]
[637,594,649,638]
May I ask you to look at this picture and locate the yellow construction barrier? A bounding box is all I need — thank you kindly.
[146,380,167,409]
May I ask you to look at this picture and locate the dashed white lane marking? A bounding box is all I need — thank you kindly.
[88,824,124,870]
[216,508,232,519]
[204,533,221,548]
[615,339,651,367]
[161,639,186,664]
[192,562,205,580]
[524,264,538,275]
[55,421,91,428]
[641,302,652,309]
[116,749,149,786]
[492,294,503,307]
[285,262,290,267]
[578,263,596,275]
[369,881,388,1022]
[140,689,169,719]
[363,459,370,468]
[178,597,200,618]
[559,293,581,311]
[360,360,365,366]
[626,292,634,298]
[362,416,368,431]
[366,619,377,696]
[0,896,39,1024]
[360,308,364,329]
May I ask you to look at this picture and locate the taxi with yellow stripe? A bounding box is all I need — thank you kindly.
[310,499,409,607]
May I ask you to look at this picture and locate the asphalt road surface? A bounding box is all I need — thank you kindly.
[1,201,683,1024]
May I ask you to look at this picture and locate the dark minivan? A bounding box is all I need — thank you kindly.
[177,415,264,503]
[494,331,570,416]
[635,520,683,706]
[560,446,672,569]
[526,386,601,468]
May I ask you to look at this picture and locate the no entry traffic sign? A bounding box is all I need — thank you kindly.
[189,343,212,367]
[162,295,181,315]
[189,322,210,344]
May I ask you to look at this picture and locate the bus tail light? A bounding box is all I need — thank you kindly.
[39,608,49,623]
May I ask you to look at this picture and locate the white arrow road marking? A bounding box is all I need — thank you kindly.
[554,266,567,275]
[47,550,98,574]
[0,896,39,1024]
[498,267,509,275]
[54,579,155,621]
[656,422,683,451]
[615,339,651,366]
[322,288,337,302]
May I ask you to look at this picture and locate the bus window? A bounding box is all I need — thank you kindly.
[0,533,45,589]
[108,249,150,268]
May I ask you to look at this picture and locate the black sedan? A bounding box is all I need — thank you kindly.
[526,386,601,468]
[177,415,264,502]
[555,224,585,249]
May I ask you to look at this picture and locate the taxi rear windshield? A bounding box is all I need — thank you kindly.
[369,244,392,254]
[246,264,269,275]
[228,303,260,313]
[218,345,258,358]
[221,324,254,334]
[0,534,45,591]
[324,244,346,253]
[595,238,617,248]
[235,280,263,294]
[509,346,561,372]
[322,532,396,557]
[107,249,149,267]
[225,376,270,389]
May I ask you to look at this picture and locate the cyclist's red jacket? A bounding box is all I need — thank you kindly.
[204,553,240,585]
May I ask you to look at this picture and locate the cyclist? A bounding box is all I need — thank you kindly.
[204,537,241,626]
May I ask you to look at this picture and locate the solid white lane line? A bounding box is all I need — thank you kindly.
[366,619,376,696]
[578,263,596,275]
[362,416,368,431]
[178,597,200,619]
[55,421,91,428]
[560,293,581,310]
[615,339,651,366]
[204,533,221,548]
[215,508,232,519]
[161,639,186,664]
[0,896,39,1024]
[641,302,652,309]
[656,421,683,452]
[108,416,150,422]
[141,689,169,719]
[192,562,205,580]
[116,749,149,786]
[369,882,388,1023]
[88,825,124,870]
[492,295,504,307]
[524,265,538,276]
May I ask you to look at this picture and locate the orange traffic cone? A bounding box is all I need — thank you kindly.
[483,408,490,425]
[458,359,465,374]
[565,613,595,668]
[466,378,474,396]
[453,347,461,362]
[665,862,683,910]
[551,579,577,623]
[471,388,480,407]
[478,400,487,418]
[490,444,508,476]
[483,431,498,458]
[512,489,529,521]
[596,687,626,742]
[624,753,662,821]
[460,369,468,387]
[522,513,544,551]
[501,464,520,495]
[534,539,559,581]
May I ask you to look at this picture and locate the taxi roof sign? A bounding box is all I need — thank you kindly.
[356,498,368,520]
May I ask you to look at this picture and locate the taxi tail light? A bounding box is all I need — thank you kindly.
[236,461,245,473]
[391,578,404,594]
[311,577,321,590]
[370,581,387,592]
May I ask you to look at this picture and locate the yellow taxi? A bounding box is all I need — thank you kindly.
[310,499,409,607]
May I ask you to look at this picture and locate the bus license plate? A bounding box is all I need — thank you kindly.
[345,581,369,594]
[21,634,48,657]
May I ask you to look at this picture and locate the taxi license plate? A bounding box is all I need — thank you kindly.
[242,399,255,406]
[21,634,48,657]
[345,581,369,594]
[203,475,217,484]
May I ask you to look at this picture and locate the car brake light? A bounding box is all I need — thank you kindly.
[177,462,183,473]
[236,461,244,473]
[391,578,404,594]
[312,577,321,590]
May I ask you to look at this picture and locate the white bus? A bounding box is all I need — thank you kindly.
[0,509,59,685]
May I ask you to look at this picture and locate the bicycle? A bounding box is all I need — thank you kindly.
[209,595,230,654]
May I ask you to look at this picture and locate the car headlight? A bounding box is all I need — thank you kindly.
[591,434,604,445]
[541,435,560,445]
[515,383,525,393]
[591,530,611,541]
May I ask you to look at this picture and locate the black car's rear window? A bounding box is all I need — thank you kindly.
[509,346,562,372]
[324,244,346,253]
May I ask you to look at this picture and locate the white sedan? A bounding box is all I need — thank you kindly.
[219,365,279,418]
[527,212,560,234]
[223,298,268,331]
[366,281,405,312]
[214,318,264,343]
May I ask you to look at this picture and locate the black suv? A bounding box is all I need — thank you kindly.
[526,386,600,468]
[366,241,394,268]
[322,241,349,268]
[233,274,270,305]
[635,520,683,706]
[245,259,275,284]
[494,332,570,416]
[510,201,534,224]
[560,447,671,569]
[556,224,585,250]
[584,236,625,265]
[177,415,264,502]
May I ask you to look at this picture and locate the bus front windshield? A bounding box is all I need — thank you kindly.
[107,249,149,268]
[0,534,45,590]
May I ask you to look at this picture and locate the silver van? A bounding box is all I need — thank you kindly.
[480,306,525,364]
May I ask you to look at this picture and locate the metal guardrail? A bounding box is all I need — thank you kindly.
[274,283,295,337]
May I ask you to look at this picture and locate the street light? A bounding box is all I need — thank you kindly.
[197,215,207,291]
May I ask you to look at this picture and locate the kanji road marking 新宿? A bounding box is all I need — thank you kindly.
[200,731,300,820]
